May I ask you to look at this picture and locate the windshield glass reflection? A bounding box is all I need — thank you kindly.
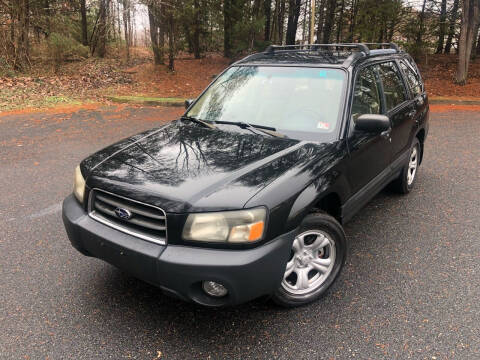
[187,66,346,142]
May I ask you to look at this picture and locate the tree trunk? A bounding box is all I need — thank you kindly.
[110,1,116,42]
[9,7,15,54]
[415,0,427,50]
[436,0,447,53]
[277,0,286,44]
[476,27,480,55]
[455,0,480,84]
[168,9,175,71]
[183,23,194,53]
[158,4,165,58]
[316,0,326,43]
[336,0,345,42]
[148,4,162,65]
[80,0,88,46]
[322,0,336,44]
[128,4,133,47]
[97,0,109,58]
[347,0,358,42]
[250,0,262,49]
[286,0,302,44]
[224,0,233,57]
[193,0,201,58]
[44,0,51,37]
[302,0,308,42]
[445,0,460,54]
[387,1,400,43]
[16,0,30,70]
[122,0,130,61]
[264,0,272,41]
[272,0,279,42]
[472,22,480,58]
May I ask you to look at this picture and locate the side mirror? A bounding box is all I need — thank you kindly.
[355,114,390,133]
[184,99,195,109]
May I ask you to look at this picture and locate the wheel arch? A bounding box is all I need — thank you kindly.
[415,128,426,164]
[310,192,342,222]
[287,183,345,230]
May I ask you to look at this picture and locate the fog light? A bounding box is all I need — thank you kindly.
[202,281,228,297]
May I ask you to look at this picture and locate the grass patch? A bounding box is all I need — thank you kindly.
[45,96,82,105]
[106,95,186,106]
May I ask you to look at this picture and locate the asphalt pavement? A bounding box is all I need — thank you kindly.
[0,106,479,359]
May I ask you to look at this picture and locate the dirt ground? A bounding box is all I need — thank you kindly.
[0,50,479,113]
[418,54,480,98]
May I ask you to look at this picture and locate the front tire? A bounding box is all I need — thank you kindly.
[272,212,347,307]
[391,138,421,194]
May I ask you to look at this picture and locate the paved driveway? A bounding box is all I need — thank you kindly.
[0,106,479,359]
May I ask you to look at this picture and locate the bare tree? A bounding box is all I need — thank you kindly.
[80,0,88,46]
[167,4,175,70]
[122,0,130,61]
[286,0,302,44]
[456,0,480,84]
[445,0,460,54]
[322,0,336,43]
[264,0,272,41]
[277,0,286,44]
[192,0,201,58]
[415,0,427,55]
[148,3,163,64]
[436,0,448,53]
[316,0,326,43]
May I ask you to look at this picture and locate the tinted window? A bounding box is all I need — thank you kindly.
[378,62,407,111]
[352,66,381,119]
[400,60,422,96]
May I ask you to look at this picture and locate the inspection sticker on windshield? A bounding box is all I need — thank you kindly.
[317,121,330,130]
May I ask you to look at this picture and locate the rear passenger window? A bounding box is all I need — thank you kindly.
[399,60,422,97]
[378,62,407,111]
[352,67,381,119]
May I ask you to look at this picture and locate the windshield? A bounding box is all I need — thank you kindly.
[186,66,346,142]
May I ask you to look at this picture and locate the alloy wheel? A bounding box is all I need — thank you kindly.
[281,230,336,295]
[407,146,418,186]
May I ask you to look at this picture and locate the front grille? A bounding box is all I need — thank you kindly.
[88,189,167,245]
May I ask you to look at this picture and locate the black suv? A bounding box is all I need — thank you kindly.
[63,43,429,307]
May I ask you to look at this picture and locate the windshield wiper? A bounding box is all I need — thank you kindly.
[181,115,217,129]
[214,120,286,138]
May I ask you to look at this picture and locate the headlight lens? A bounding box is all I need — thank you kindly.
[73,165,86,204]
[182,208,266,243]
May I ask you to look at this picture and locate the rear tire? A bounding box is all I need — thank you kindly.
[272,212,347,307]
[391,138,421,194]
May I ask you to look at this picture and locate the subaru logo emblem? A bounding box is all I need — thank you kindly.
[114,207,132,220]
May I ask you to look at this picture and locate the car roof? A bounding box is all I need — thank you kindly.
[236,43,404,69]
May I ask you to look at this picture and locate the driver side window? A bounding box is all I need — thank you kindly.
[352,66,381,121]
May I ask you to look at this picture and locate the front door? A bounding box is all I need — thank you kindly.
[346,64,392,196]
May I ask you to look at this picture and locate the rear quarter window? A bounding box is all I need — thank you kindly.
[399,59,423,97]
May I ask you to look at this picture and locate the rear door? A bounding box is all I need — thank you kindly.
[376,61,413,163]
[398,57,428,135]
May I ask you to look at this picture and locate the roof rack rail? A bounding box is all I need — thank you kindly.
[362,42,399,51]
[264,43,370,56]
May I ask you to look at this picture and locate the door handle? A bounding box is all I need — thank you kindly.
[381,128,392,142]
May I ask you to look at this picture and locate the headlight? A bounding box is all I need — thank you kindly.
[73,165,86,204]
[182,208,266,243]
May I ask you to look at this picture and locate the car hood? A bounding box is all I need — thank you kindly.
[83,120,329,212]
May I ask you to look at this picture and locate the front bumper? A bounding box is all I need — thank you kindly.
[62,194,295,306]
